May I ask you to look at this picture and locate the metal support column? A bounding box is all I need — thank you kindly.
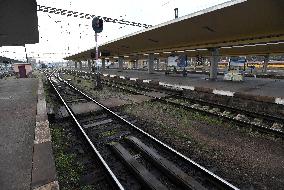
[79,61,82,70]
[263,55,269,73]
[87,60,91,70]
[148,53,154,74]
[209,48,219,80]
[156,59,160,70]
[75,61,78,69]
[118,56,123,72]
[102,58,106,71]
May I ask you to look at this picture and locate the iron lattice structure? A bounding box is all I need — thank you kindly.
[37,5,153,28]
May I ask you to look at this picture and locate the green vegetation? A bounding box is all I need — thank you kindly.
[123,101,222,127]
[50,123,95,190]
[56,153,83,185]
[100,129,117,137]
[51,127,83,189]
[81,185,95,190]
[121,101,227,149]
[43,81,53,104]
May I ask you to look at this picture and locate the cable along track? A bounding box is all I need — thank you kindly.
[47,72,239,190]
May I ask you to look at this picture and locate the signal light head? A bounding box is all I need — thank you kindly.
[92,17,103,33]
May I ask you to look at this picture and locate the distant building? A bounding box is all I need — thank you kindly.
[13,63,32,78]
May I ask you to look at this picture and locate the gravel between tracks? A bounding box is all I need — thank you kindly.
[117,101,284,190]
[62,74,284,189]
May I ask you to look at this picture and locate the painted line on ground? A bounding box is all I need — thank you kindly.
[213,89,235,97]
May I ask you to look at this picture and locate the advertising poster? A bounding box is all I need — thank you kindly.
[229,57,246,67]
[167,55,188,67]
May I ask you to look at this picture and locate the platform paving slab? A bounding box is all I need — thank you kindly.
[31,142,57,189]
[31,78,58,190]
[0,78,38,190]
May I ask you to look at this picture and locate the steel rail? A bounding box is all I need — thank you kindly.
[102,78,284,138]
[160,98,284,138]
[46,74,125,190]
[106,77,284,123]
[62,69,284,134]
[56,74,239,190]
[65,69,283,123]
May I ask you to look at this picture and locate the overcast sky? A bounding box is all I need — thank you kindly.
[1,0,229,63]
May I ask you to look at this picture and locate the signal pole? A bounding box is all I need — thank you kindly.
[95,32,99,71]
[92,16,103,89]
[95,32,102,89]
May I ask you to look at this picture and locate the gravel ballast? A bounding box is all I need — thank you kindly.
[61,73,284,189]
[118,101,284,190]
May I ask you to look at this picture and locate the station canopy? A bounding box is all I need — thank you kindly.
[65,0,284,61]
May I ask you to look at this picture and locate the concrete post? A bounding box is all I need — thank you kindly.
[118,56,123,72]
[87,60,91,70]
[209,48,219,80]
[148,53,154,74]
[164,58,168,70]
[263,55,269,73]
[79,61,82,70]
[102,58,105,71]
[156,59,160,70]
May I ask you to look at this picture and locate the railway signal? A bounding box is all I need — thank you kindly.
[92,17,103,89]
[92,17,103,33]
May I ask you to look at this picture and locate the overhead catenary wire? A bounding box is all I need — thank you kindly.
[37,5,153,28]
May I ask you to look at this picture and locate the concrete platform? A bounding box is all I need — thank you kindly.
[0,78,58,190]
[0,79,38,190]
[102,69,284,99]
[32,78,58,190]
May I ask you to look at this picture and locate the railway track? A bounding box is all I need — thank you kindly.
[61,69,284,138]
[47,71,239,190]
[99,74,284,138]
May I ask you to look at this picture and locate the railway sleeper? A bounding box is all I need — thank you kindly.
[83,118,113,129]
[109,142,168,190]
[126,136,206,190]
[65,98,88,103]
[79,113,109,124]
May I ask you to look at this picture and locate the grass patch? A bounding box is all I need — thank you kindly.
[100,129,117,137]
[50,125,94,190]
[56,152,83,186]
[51,127,82,187]
[123,101,222,127]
